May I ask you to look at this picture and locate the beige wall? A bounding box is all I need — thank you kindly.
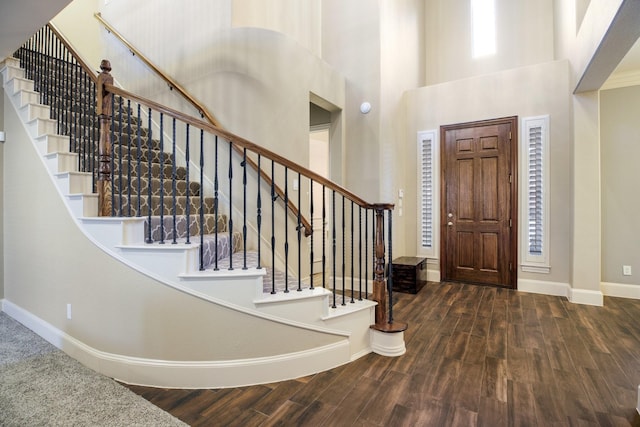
[51,0,104,71]
[0,90,4,300]
[424,0,555,86]
[2,99,342,361]
[232,0,321,57]
[404,60,573,286]
[96,0,343,174]
[600,85,640,287]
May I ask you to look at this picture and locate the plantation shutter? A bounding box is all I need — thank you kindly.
[527,125,543,255]
[521,115,549,271]
[420,136,433,249]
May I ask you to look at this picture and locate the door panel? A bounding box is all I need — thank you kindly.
[441,117,517,288]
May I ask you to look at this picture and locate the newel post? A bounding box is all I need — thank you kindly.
[371,204,407,333]
[96,59,113,216]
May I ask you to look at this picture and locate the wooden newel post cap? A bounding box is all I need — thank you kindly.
[100,59,112,72]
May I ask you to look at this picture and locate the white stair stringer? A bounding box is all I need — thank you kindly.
[1,58,393,387]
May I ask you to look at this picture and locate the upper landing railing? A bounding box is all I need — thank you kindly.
[14,23,406,332]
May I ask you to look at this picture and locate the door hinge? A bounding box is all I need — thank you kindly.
[509,131,512,140]
[509,218,512,227]
[509,262,513,271]
[509,174,512,184]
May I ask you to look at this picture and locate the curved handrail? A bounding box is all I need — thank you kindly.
[105,83,387,210]
[94,12,313,236]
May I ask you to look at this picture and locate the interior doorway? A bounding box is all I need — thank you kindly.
[309,125,330,280]
[440,116,518,288]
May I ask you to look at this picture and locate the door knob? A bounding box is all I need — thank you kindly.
[447,221,453,226]
[448,213,453,218]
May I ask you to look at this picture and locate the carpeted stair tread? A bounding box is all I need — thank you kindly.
[114,175,201,198]
[114,194,215,217]
[144,214,227,242]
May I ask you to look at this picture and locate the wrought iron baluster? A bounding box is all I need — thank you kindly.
[184,124,191,244]
[117,96,124,216]
[341,194,346,306]
[365,208,369,297]
[387,209,394,324]
[159,113,165,243]
[126,100,132,216]
[358,206,363,301]
[271,160,276,294]
[331,190,337,309]
[350,200,355,303]
[297,172,302,292]
[145,107,153,242]
[199,129,205,270]
[256,154,262,269]
[136,104,142,217]
[322,185,326,289]
[309,179,314,290]
[171,118,177,244]
[242,148,248,269]
[213,135,219,270]
[227,139,233,271]
[284,167,289,293]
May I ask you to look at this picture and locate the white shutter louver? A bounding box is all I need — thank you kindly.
[528,125,543,255]
[521,116,549,271]
[421,137,433,249]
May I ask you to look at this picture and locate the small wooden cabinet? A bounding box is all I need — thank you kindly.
[391,257,427,294]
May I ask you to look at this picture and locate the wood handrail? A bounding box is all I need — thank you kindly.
[104,83,385,211]
[94,12,218,127]
[47,23,98,84]
[94,12,313,236]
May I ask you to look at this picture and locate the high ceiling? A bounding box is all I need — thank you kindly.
[0,0,72,60]
[1,0,639,90]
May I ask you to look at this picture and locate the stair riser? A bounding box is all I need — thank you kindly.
[55,173,93,195]
[20,103,50,123]
[44,152,78,174]
[26,117,57,139]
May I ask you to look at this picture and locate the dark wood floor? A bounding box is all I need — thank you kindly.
[125,282,640,426]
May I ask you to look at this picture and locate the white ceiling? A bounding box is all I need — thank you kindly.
[0,0,72,60]
[613,36,640,74]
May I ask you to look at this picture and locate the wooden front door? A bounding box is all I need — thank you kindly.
[440,117,517,288]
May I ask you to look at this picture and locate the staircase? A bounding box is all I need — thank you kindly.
[1,44,404,388]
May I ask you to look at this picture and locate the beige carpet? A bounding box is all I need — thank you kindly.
[0,311,186,427]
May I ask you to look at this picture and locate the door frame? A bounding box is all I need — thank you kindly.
[439,116,518,288]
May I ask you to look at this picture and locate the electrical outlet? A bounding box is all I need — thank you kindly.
[67,303,72,320]
[623,265,632,276]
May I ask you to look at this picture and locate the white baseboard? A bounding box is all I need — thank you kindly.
[1,299,354,389]
[517,278,570,298]
[601,282,640,300]
[569,288,604,306]
[517,279,604,306]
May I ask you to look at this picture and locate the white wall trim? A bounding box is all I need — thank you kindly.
[601,281,640,300]
[569,288,604,306]
[1,299,355,389]
[517,278,570,298]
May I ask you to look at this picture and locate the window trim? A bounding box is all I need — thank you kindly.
[416,130,439,258]
[520,115,550,273]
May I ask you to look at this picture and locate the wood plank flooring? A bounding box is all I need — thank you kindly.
[125,282,640,426]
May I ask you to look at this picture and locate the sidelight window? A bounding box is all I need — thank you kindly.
[417,130,438,257]
[521,115,550,272]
